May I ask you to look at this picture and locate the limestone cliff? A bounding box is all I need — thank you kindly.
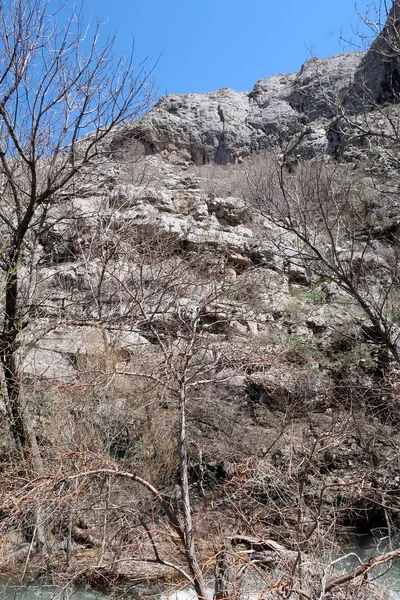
[115,53,363,164]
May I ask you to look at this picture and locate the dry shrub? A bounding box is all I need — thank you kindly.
[197,162,249,198]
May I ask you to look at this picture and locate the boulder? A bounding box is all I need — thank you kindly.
[22,326,149,378]
[208,196,252,225]
[23,348,77,378]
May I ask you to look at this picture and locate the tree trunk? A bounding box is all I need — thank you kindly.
[0,257,50,556]
[25,416,49,556]
[1,348,29,455]
[214,549,238,600]
[1,250,29,453]
[179,382,209,599]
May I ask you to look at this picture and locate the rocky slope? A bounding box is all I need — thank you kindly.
[2,13,400,599]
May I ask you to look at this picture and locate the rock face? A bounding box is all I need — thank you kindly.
[5,18,400,592]
[117,53,363,165]
[22,326,149,378]
[288,53,365,119]
[346,1,400,110]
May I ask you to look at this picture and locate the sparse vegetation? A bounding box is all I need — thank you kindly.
[2,2,400,600]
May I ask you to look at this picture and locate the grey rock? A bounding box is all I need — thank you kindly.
[289,53,364,119]
[295,125,329,157]
[287,263,310,286]
[109,329,150,352]
[138,187,174,211]
[109,184,142,208]
[208,196,252,225]
[23,348,77,378]
[71,196,108,223]
[53,265,93,292]
[246,99,300,148]
[247,321,259,336]
[22,325,149,378]
[228,253,252,268]
[230,320,248,335]
[122,53,363,165]
[215,367,247,387]
[30,326,109,355]
[131,87,252,165]
[249,72,297,104]
[346,2,400,110]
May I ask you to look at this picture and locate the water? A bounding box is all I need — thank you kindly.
[338,534,400,599]
[2,535,400,600]
[0,580,111,600]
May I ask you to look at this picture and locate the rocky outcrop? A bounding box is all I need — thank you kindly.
[288,52,364,119]
[5,25,400,594]
[115,53,363,165]
[346,1,400,110]
[22,326,149,378]
[116,2,400,167]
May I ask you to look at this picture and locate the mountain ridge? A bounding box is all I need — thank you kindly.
[115,51,364,165]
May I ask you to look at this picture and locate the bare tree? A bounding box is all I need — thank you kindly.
[0,232,253,596]
[240,2,400,371]
[245,154,400,370]
[342,0,400,108]
[0,0,154,464]
[330,1,400,176]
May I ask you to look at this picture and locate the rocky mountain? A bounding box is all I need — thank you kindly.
[113,53,363,165]
[348,0,400,108]
[115,15,400,167]
[2,7,400,599]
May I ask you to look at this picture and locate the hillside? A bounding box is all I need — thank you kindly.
[1,4,400,600]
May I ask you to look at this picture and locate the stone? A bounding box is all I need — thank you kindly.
[247,321,259,336]
[109,330,150,352]
[345,2,400,110]
[119,53,363,165]
[294,125,329,157]
[287,264,310,286]
[228,253,251,268]
[230,320,248,335]
[110,184,142,208]
[208,196,252,225]
[289,53,364,119]
[23,348,77,378]
[21,325,149,378]
[130,87,252,165]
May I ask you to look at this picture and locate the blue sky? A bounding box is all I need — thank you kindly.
[81,0,373,97]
